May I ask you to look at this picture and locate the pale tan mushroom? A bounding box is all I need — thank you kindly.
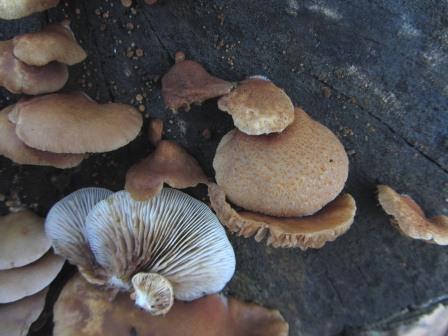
[0,288,48,336]
[0,210,51,270]
[377,185,448,245]
[162,54,235,111]
[0,252,64,303]
[0,0,59,20]
[8,92,143,154]
[0,105,84,168]
[13,20,87,66]
[130,273,174,315]
[218,77,295,135]
[125,140,208,201]
[148,118,164,146]
[0,40,68,95]
[53,273,289,336]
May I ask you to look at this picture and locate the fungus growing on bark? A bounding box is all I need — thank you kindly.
[0,0,59,20]
[148,118,164,146]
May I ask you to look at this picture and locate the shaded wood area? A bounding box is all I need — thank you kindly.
[0,0,447,335]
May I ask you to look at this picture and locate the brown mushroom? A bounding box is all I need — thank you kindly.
[13,20,87,66]
[377,185,448,245]
[209,183,356,250]
[0,288,48,336]
[0,0,59,20]
[0,210,51,270]
[162,54,235,111]
[0,40,68,95]
[125,140,208,200]
[148,118,164,146]
[8,92,143,154]
[218,77,295,135]
[53,273,289,336]
[0,105,84,168]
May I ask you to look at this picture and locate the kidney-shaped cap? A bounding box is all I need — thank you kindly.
[0,0,59,20]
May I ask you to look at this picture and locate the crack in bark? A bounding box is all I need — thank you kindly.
[142,10,175,63]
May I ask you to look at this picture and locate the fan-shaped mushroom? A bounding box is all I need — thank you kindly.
[377,185,448,245]
[0,0,59,20]
[218,77,295,135]
[53,273,289,336]
[8,92,143,154]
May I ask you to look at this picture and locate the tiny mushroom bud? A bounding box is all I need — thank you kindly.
[377,185,448,245]
[0,0,59,20]
[8,92,143,154]
[162,57,235,111]
[218,77,295,135]
[148,118,164,146]
[131,272,174,315]
[125,140,208,201]
[13,20,87,66]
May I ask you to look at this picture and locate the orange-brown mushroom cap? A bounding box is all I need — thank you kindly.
[218,77,295,135]
[53,273,289,336]
[125,140,208,201]
[209,183,356,250]
[0,105,84,168]
[0,40,68,95]
[0,0,59,20]
[161,58,235,111]
[377,185,448,245]
[13,20,87,66]
[8,92,143,154]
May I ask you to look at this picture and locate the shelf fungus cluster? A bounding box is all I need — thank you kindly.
[0,210,64,336]
[0,21,86,95]
[377,185,448,245]
[0,0,59,20]
[45,187,236,315]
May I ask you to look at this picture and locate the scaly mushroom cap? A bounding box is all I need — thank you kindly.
[218,77,295,135]
[214,107,349,217]
[209,183,356,250]
[13,20,87,66]
[0,210,50,270]
[8,92,143,154]
[0,40,68,95]
[162,58,234,111]
[0,106,84,168]
[0,252,64,303]
[131,272,174,315]
[85,189,235,307]
[125,140,208,201]
[377,185,448,245]
[53,273,289,336]
[0,0,59,20]
[0,288,48,336]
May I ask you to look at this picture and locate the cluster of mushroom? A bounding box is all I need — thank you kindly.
[46,187,236,315]
[0,210,64,336]
[162,54,357,250]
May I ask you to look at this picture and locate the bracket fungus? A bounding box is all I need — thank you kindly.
[0,0,59,20]
[125,140,208,201]
[46,188,235,315]
[53,273,289,336]
[162,53,235,111]
[218,77,295,135]
[0,105,84,168]
[0,210,50,270]
[377,185,448,245]
[210,107,356,249]
[13,21,87,66]
[8,92,143,154]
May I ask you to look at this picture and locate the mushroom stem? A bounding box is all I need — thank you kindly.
[131,272,174,316]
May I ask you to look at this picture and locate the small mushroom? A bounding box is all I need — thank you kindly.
[218,77,295,135]
[0,40,68,95]
[125,140,208,201]
[53,273,289,336]
[0,105,84,168]
[8,92,143,154]
[377,185,448,245]
[0,288,48,336]
[209,183,356,250]
[0,0,59,20]
[0,251,64,303]
[162,54,235,111]
[0,210,51,270]
[13,21,87,66]
[148,118,164,146]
